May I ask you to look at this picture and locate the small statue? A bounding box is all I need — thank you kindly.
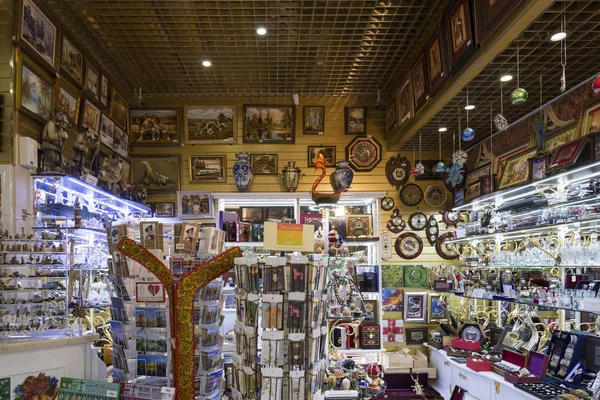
[411,373,424,397]
[98,154,125,194]
[74,196,81,228]
[41,109,70,172]
[72,128,95,177]
[140,188,148,204]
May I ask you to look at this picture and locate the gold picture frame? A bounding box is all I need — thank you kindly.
[497,148,537,190]
[188,154,226,183]
[346,214,373,238]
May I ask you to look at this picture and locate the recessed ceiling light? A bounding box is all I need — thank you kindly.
[464,105,475,110]
[438,127,447,132]
[500,74,513,82]
[256,26,267,35]
[202,60,212,67]
[550,32,567,41]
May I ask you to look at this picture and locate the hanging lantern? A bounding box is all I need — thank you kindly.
[461,127,475,142]
[510,88,528,105]
[435,161,446,174]
[593,73,600,94]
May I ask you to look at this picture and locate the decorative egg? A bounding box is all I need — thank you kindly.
[341,378,351,390]
[359,380,368,390]
[366,363,380,378]
[461,127,475,141]
[435,162,446,173]
[593,73,600,94]
[510,87,528,105]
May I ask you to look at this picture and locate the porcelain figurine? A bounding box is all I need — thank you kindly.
[41,110,70,172]
[311,153,346,204]
[330,161,353,192]
[233,153,253,192]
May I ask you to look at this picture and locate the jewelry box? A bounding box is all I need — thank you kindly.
[360,324,381,349]
[504,351,549,384]
[450,338,480,352]
[514,382,569,399]
[466,357,492,372]
[491,349,528,377]
[547,330,588,379]
[377,372,436,399]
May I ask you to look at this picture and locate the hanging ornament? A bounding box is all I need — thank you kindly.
[452,108,468,166]
[414,131,425,175]
[510,39,528,105]
[559,1,567,93]
[593,73,600,94]
[494,84,509,131]
[410,145,419,176]
[435,127,445,174]
[445,163,463,188]
[461,127,475,141]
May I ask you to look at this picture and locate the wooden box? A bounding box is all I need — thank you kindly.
[360,324,381,349]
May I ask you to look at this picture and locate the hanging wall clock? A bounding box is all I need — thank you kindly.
[385,155,411,189]
[424,184,448,208]
[408,212,427,231]
[400,183,423,207]
[381,231,393,261]
[440,210,460,228]
[395,232,423,260]
[381,196,395,211]
[436,232,460,260]
[386,208,406,234]
[346,136,383,172]
[426,215,439,246]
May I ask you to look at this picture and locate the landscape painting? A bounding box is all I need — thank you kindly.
[250,154,278,174]
[243,105,295,143]
[185,106,236,144]
[303,106,325,134]
[82,99,101,134]
[109,89,128,129]
[20,63,53,122]
[56,82,80,124]
[130,108,181,146]
[345,106,367,135]
[21,0,56,67]
[61,36,83,84]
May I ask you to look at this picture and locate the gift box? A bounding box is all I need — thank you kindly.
[384,351,414,370]
[451,338,480,351]
[505,352,549,384]
[382,319,404,343]
[411,350,428,369]
[491,349,527,377]
[466,357,492,372]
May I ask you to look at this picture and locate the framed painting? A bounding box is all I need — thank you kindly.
[346,136,382,172]
[129,108,181,146]
[397,77,414,125]
[241,207,264,223]
[480,175,494,195]
[386,99,397,133]
[132,154,181,192]
[476,0,519,40]
[184,106,236,144]
[497,148,537,190]
[428,293,447,322]
[100,75,109,107]
[426,28,448,95]
[55,79,80,125]
[109,88,128,130]
[530,156,547,181]
[464,182,480,203]
[20,0,56,68]
[177,191,214,219]
[404,292,427,323]
[444,0,476,73]
[345,106,367,135]
[465,163,491,187]
[548,137,589,172]
[154,202,175,218]
[382,288,404,312]
[250,154,278,175]
[243,105,295,144]
[406,327,428,345]
[454,189,464,206]
[411,52,430,111]
[81,99,101,134]
[113,124,128,159]
[303,106,325,135]
[404,265,427,288]
[60,36,83,85]
[382,265,404,288]
[593,132,600,161]
[308,146,336,167]
[85,64,99,99]
[18,60,53,122]
[542,124,578,154]
[99,114,115,148]
[579,98,600,137]
[188,154,226,183]
[495,143,529,186]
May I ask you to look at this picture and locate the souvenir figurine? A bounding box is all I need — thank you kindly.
[97,154,125,194]
[72,128,96,177]
[311,153,347,204]
[41,110,70,173]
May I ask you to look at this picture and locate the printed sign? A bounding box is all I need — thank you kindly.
[136,282,166,303]
[57,378,120,399]
[121,383,176,400]
[263,221,314,252]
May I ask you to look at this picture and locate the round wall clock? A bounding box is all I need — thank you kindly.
[385,155,411,189]
[408,212,427,231]
[381,231,393,261]
[440,210,460,228]
[424,184,448,208]
[426,215,439,246]
[346,136,383,172]
[381,196,395,211]
[436,232,460,260]
[395,232,423,259]
[386,208,406,234]
[400,183,423,207]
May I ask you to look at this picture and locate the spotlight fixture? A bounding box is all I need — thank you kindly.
[256,26,267,35]
[550,32,567,42]
[464,105,475,111]
[438,127,447,132]
[202,60,212,67]
[500,74,513,82]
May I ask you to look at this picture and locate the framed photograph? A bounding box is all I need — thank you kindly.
[406,327,428,345]
[530,156,547,181]
[55,79,80,125]
[497,148,537,189]
[404,292,427,323]
[184,106,236,144]
[454,189,464,206]
[132,154,181,192]
[548,137,589,172]
[476,0,519,40]
[386,100,397,133]
[81,98,101,134]
[303,106,325,135]
[426,28,448,95]
[465,163,491,187]
[579,99,600,137]
[428,293,447,322]
[250,154,278,175]
[113,125,128,159]
[18,61,53,122]
[480,175,494,195]
[177,191,214,219]
[411,52,429,111]
[99,114,115,148]
[20,0,56,68]
[109,88,128,129]
[243,105,295,143]
[85,64,99,99]
[346,214,372,238]
[345,106,367,135]
[464,182,480,203]
[60,36,83,85]
[363,299,379,323]
[241,207,264,223]
[382,288,404,312]
[130,108,181,146]
[154,202,175,217]
[308,146,336,167]
[189,154,226,183]
[100,75,109,106]
[444,0,476,72]
[397,77,414,125]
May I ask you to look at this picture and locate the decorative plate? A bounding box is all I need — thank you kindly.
[424,184,447,208]
[404,264,428,287]
[346,136,383,172]
[426,215,439,246]
[381,231,393,261]
[385,154,411,189]
[386,208,406,234]
[400,183,423,207]
[381,196,395,211]
[458,322,485,342]
[440,210,460,228]
[436,232,460,260]
[395,233,423,260]
[408,212,427,231]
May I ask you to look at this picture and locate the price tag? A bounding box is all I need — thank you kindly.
[106,390,118,397]
[175,244,185,250]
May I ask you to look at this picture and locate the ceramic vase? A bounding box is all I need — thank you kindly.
[330,161,353,191]
[233,153,253,192]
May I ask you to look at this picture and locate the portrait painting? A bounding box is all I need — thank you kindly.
[189,154,226,183]
[109,89,128,129]
[130,108,181,146]
[81,99,101,134]
[498,149,536,189]
[581,100,600,137]
[303,106,325,135]
[19,63,53,122]
[61,36,82,84]
[177,191,214,219]
[386,100,397,133]
[100,75,109,106]
[243,105,295,143]
[100,114,115,148]
[113,125,128,159]
[397,77,413,124]
[56,81,80,125]
[594,133,600,161]
[411,53,429,111]
[250,154,278,175]
[345,106,367,135]
[132,154,181,192]
[20,0,56,67]
[308,146,336,167]
[85,64,99,98]
[154,202,175,217]
[185,106,236,144]
[480,175,493,195]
